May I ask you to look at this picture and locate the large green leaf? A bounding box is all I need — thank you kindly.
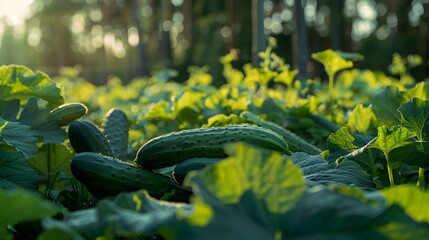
[0,65,64,106]
[42,190,182,239]
[0,117,38,158]
[0,150,38,190]
[381,185,429,224]
[398,97,429,141]
[371,86,404,126]
[389,141,429,168]
[311,49,354,78]
[0,189,62,238]
[347,104,375,133]
[0,99,20,121]
[327,127,378,173]
[29,143,74,177]
[198,144,307,213]
[280,187,429,240]
[406,82,429,100]
[370,126,415,158]
[291,152,374,190]
[177,144,428,239]
[19,97,66,143]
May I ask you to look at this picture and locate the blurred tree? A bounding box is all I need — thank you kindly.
[0,0,427,84]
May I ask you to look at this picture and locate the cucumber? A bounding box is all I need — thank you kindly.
[70,152,192,202]
[173,157,223,185]
[135,125,288,169]
[50,103,88,126]
[102,108,129,160]
[241,111,322,155]
[68,120,113,156]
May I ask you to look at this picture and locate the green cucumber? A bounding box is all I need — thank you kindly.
[241,111,322,155]
[68,120,113,156]
[102,108,129,160]
[70,152,191,202]
[50,103,88,126]
[135,125,288,169]
[173,157,223,185]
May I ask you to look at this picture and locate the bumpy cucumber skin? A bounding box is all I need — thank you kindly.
[70,152,191,202]
[68,120,113,156]
[50,103,88,126]
[173,157,222,185]
[241,111,322,155]
[136,125,288,169]
[103,108,129,160]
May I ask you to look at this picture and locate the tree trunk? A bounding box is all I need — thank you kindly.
[128,0,150,76]
[252,0,266,67]
[293,0,309,81]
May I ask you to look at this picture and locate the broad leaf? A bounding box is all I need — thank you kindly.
[311,49,353,78]
[0,150,38,190]
[389,141,429,168]
[370,126,415,157]
[200,144,307,213]
[0,189,61,238]
[0,99,20,121]
[398,97,429,141]
[173,144,307,239]
[29,143,74,177]
[0,117,38,158]
[19,97,66,143]
[381,185,429,224]
[372,86,404,126]
[291,152,374,190]
[406,82,429,100]
[281,187,429,240]
[42,190,182,239]
[0,65,64,106]
[204,114,247,127]
[327,127,379,174]
[347,104,375,133]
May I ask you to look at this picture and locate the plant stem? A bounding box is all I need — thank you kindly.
[328,74,334,105]
[368,149,376,177]
[417,167,426,190]
[385,154,395,187]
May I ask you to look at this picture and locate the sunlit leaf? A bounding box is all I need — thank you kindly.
[0,65,64,106]
[311,49,353,77]
[327,127,379,173]
[327,127,359,152]
[204,114,247,127]
[406,82,429,100]
[199,144,307,213]
[370,126,415,156]
[381,185,429,223]
[347,104,375,133]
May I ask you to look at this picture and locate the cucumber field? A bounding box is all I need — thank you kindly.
[1,0,429,238]
[1,45,429,239]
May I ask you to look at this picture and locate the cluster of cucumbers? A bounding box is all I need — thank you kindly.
[63,105,290,202]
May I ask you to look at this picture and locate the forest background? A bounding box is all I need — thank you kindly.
[0,0,428,84]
